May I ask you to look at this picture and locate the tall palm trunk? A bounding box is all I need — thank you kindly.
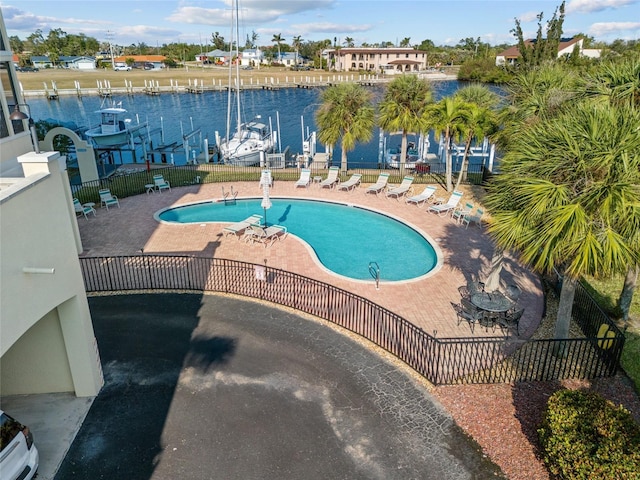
[444,127,453,192]
[340,146,348,173]
[399,131,408,178]
[553,275,578,357]
[618,264,639,328]
[484,248,504,292]
[454,132,473,191]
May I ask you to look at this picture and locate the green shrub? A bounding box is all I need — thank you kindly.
[538,389,640,479]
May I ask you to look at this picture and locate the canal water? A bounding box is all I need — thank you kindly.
[27,80,484,168]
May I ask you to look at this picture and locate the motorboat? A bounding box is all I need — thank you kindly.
[384,132,436,169]
[217,0,276,166]
[85,106,148,147]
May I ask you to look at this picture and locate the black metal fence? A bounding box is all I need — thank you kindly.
[71,161,485,205]
[79,255,624,385]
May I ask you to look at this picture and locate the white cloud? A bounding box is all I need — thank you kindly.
[517,11,541,23]
[566,0,637,14]
[588,21,640,35]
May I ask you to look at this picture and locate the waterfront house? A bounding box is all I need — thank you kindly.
[59,56,97,70]
[195,49,230,64]
[323,47,428,73]
[29,55,53,69]
[495,36,601,66]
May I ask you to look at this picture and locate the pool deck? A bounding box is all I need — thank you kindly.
[77,180,544,339]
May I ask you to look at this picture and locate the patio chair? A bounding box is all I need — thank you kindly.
[336,173,362,192]
[365,172,390,196]
[385,176,414,200]
[458,285,471,299]
[451,202,474,224]
[295,168,311,188]
[498,308,524,336]
[405,185,436,206]
[153,174,171,192]
[73,198,96,219]
[427,190,463,216]
[504,284,522,302]
[461,208,484,229]
[467,280,485,295]
[320,166,340,189]
[244,224,288,247]
[223,214,263,239]
[98,189,120,210]
[456,298,484,333]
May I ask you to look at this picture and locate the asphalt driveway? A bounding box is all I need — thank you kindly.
[54,293,504,479]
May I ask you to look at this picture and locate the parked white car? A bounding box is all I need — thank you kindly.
[114,65,131,71]
[0,410,39,480]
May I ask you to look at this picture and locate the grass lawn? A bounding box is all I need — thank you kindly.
[582,274,640,393]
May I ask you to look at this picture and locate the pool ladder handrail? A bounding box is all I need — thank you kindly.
[369,262,380,289]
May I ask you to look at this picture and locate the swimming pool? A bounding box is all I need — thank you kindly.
[157,198,440,282]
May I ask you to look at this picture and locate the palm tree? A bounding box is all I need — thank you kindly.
[343,37,355,48]
[292,35,303,66]
[582,58,640,324]
[378,75,433,176]
[272,33,284,63]
[316,83,375,173]
[424,97,470,192]
[485,101,640,349]
[452,84,499,190]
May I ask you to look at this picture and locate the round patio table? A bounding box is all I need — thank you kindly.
[470,292,514,313]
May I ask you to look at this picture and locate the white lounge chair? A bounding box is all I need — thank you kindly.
[451,202,474,224]
[73,198,96,219]
[385,175,414,200]
[428,190,464,216]
[98,188,120,209]
[153,174,171,192]
[320,166,340,188]
[365,172,390,196]
[461,208,485,229]
[223,214,263,239]
[337,173,362,192]
[405,185,437,206]
[295,168,311,188]
[244,224,288,247]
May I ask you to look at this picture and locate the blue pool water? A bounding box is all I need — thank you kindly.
[157,198,438,282]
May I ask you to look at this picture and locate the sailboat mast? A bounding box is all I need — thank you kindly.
[225,0,235,144]
[234,0,242,137]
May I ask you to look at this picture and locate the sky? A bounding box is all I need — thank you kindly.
[2,0,639,48]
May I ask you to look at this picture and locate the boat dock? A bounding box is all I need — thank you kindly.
[21,73,405,99]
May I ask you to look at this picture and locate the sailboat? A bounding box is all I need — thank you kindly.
[217,0,276,166]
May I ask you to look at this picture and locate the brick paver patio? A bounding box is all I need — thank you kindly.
[77,178,544,339]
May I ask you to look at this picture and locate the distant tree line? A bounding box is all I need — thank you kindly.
[9,12,640,74]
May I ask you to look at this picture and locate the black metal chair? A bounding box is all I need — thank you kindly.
[458,298,484,333]
[467,280,485,296]
[458,285,471,299]
[505,284,522,302]
[499,308,524,336]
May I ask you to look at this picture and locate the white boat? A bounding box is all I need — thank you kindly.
[218,117,275,166]
[85,106,148,147]
[217,0,275,166]
[384,132,435,169]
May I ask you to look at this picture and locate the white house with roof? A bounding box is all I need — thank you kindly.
[195,49,230,64]
[241,48,263,67]
[495,36,601,66]
[0,10,103,398]
[59,56,96,70]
